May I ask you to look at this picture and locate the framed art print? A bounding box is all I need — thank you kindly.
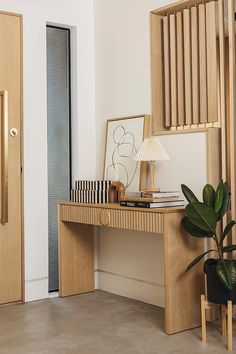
[104,114,150,192]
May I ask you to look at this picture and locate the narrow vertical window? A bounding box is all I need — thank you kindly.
[47,26,71,292]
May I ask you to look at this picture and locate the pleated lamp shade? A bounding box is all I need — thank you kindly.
[134,136,170,162]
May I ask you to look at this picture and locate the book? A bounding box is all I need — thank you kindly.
[141,191,180,198]
[122,196,180,203]
[120,200,184,208]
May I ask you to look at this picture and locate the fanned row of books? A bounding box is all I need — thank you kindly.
[71,180,112,204]
[120,190,185,209]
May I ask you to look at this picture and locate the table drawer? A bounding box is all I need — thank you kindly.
[59,204,164,234]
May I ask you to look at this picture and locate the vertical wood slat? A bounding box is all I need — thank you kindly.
[218,0,226,181]
[206,1,218,123]
[218,0,227,234]
[163,16,171,127]
[176,11,185,126]
[183,9,192,124]
[151,13,165,134]
[191,6,199,124]
[228,0,236,242]
[199,4,208,123]
[169,14,177,127]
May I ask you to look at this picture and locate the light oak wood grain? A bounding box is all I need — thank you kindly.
[152,0,209,15]
[191,6,200,124]
[140,115,150,191]
[163,16,171,128]
[0,13,23,305]
[163,212,204,334]
[183,9,192,125]
[59,203,204,334]
[218,0,226,178]
[170,14,178,127]
[176,11,185,126]
[151,13,165,134]
[228,0,236,243]
[206,1,218,123]
[221,304,226,337]
[207,128,221,188]
[201,295,207,342]
[228,300,233,351]
[59,217,94,297]
[199,4,208,124]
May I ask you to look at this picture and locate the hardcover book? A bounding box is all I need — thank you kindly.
[120,200,184,208]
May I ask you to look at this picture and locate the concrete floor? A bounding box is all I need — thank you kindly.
[0,290,233,354]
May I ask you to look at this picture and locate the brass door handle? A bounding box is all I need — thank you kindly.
[0,91,8,224]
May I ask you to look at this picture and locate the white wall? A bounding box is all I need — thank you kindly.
[94,0,207,306]
[0,0,96,301]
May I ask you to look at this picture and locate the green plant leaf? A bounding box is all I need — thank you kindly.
[186,250,216,272]
[181,216,213,238]
[203,184,215,207]
[222,245,236,253]
[214,180,224,214]
[217,181,230,220]
[220,220,236,245]
[186,202,217,233]
[216,259,236,290]
[181,184,199,203]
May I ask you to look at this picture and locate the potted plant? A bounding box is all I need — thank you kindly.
[181,181,236,304]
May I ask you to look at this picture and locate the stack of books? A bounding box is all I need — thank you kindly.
[71,180,112,204]
[120,190,184,208]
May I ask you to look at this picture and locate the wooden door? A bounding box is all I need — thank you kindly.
[0,12,23,304]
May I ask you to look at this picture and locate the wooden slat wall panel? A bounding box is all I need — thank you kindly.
[169,14,177,127]
[151,1,223,132]
[206,1,218,123]
[176,12,185,126]
[228,0,236,242]
[198,4,208,123]
[191,6,199,124]
[151,13,165,134]
[163,16,171,127]
[183,9,192,124]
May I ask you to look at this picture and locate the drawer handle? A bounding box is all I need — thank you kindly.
[100,210,110,226]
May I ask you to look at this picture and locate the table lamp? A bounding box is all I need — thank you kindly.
[133,136,170,192]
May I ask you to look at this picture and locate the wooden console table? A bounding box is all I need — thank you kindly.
[58,202,204,334]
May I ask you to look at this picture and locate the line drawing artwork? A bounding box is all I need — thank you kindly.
[104,116,145,192]
[106,124,139,189]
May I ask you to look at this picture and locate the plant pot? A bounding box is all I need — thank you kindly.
[204,258,236,304]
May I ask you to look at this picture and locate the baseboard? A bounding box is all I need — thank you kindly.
[25,277,48,302]
[96,269,164,307]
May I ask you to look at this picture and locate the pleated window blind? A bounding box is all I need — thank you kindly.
[47,26,71,292]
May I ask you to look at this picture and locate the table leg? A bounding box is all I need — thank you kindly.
[201,295,207,342]
[59,220,94,297]
[222,304,227,337]
[227,300,232,352]
[163,212,204,334]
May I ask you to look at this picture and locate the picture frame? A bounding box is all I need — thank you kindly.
[104,114,150,192]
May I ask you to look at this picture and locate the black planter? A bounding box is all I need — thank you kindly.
[204,258,236,304]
